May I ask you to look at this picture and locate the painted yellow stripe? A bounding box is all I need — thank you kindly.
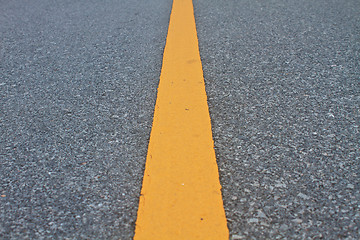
[134,0,228,239]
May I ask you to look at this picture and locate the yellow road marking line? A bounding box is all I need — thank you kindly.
[134,0,228,239]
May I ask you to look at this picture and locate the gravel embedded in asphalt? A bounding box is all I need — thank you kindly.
[0,0,171,239]
[1,0,359,239]
[193,0,360,239]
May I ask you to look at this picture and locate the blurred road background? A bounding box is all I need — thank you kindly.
[1,0,359,239]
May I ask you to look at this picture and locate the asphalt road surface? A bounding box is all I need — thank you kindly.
[1,0,172,239]
[1,0,359,239]
[194,0,359,238]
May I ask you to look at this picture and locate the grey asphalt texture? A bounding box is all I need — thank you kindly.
[194,0,360,239]
[0,0,171,239]
[1,0,359,239]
